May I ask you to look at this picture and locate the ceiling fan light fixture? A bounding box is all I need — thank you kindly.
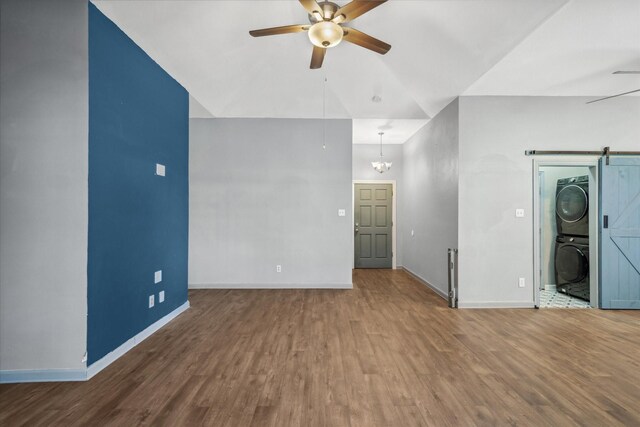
[308,21,344,48]
[249,0,391,69]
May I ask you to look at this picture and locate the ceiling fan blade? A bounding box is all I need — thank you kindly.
[299,0,323,16]
[249,24,310,37]
[332,0,387,23]
[343,28,391,55]
[310,46,327,69]
[586,89,640,104]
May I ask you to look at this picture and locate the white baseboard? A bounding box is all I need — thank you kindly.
[0,301,189,384]
[457,301,535,309]
[0,368,87,384]
[87,301,189,379]
[401,267,448,300]
[189,283,352,289]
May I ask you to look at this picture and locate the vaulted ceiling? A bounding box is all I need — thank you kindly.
[92,0,639,144]
[465,0,640,97]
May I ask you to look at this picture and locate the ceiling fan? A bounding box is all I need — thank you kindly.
[249,0,391,69]
[586,71,640,104]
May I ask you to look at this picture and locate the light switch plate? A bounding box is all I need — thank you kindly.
[338,209,346,217]
[149,295,155,308]
[154,270,162,284]
[155,163,166,176]
[518,277,526,288]
[515,209,525,218]
[159,291,165,303]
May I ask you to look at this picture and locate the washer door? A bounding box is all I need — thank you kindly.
[556,185,588,223]
[555,245,589,283]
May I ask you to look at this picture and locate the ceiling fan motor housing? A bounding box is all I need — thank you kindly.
[309,1,340,22]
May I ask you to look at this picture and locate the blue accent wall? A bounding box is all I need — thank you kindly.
[88,4,188,365]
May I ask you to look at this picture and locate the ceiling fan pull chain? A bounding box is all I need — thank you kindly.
[323,76,327,150]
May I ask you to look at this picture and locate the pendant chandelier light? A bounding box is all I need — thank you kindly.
[371,131,392,173]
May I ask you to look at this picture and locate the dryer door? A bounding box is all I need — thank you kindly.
[556,185,588,223]
[555,245,589,283]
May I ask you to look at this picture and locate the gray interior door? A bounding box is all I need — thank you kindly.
[600,157,640,309]
[354,183,392,268]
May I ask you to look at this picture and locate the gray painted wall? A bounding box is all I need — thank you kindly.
[189,118,353,288]
[0,0,88,370]
[400,99,459,296]
[457,96,640,307]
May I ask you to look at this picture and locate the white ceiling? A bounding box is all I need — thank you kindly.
[352,119,430,145]
[465,0,640,98]
[92,0,638,144]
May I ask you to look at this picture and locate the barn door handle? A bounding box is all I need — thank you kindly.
[603,215,608,229]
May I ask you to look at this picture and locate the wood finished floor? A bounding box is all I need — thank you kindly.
[1,269,640,426]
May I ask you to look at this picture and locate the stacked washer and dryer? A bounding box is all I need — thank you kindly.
[554,175,590,301]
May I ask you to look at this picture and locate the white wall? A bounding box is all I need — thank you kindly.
[0,0,88,371]
[539,166,590,289]
[458,96,640,307]
[189,118,353,288]
[400,99,459,297]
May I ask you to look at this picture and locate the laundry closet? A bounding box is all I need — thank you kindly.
[539,166,594,308]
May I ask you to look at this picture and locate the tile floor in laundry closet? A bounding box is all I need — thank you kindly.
[540,289,591,308]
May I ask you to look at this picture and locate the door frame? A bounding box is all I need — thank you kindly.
[532,157,600,308]
[353,180,397,269]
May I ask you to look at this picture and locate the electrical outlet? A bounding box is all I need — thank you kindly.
[154,270,162,284]
[518,277,526,288]
[149,295,155,308]
[155,163,166,176]
[276,265,282,273]
[159,291,165,303]
[515,209,525,218]
[338,209,346,217]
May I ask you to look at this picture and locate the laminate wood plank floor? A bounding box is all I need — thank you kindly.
[2,269,640,426]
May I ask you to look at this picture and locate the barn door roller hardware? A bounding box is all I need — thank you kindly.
[525,147,640,165]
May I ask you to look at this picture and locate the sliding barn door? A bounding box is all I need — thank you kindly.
[600,157,640,309]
